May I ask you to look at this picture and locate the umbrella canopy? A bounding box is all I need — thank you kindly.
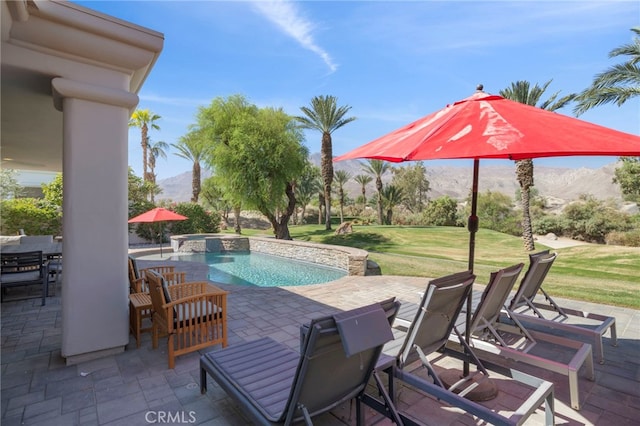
[335,90,640,163]
[128,207,188,223]
[128,207,187,256]
[335,88,640,379]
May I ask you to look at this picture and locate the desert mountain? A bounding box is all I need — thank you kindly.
[157,154,624,209]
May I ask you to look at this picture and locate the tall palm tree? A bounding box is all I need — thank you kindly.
[353,174,373,212]
[295,95,356,230]
[363,159,390,225]
[333,170,352,223]
[574,27,640,115]
[147,140,169,203]
[499,80,576,251]
[172,129,209,203]
[129,109,161,182]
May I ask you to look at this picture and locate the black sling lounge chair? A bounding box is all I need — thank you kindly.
[508,250,617,364]
[200,299,399,425]
[365,271,555,426]
[455,263,594,411]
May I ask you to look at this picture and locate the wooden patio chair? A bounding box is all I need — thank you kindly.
[127,256,184,348]
[146,269,228,368]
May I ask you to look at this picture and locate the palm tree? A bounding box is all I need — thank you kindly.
[499,80,576,251]
[146,140,169,202]
[574,27,640,116]
[172,129,209,203]
[363,159,391,225]
[295,96,356,230]
[333,170,352,223]
[353,174,373,212]
[295,164,321,224]
[129,109,161,182]
[381,184,403,225]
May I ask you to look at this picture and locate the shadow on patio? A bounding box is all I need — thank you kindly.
[1,258,639,425]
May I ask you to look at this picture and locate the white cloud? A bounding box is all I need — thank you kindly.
[252,0,338,73]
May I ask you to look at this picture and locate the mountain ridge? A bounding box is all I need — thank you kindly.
[157,155,624,209]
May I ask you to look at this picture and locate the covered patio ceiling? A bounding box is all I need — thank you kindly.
[1,64,63,172]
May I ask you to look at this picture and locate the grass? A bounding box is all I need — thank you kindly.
[236,224,640,309]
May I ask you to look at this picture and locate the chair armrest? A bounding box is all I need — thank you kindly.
[168,281,227,300]
[130,276,146,293]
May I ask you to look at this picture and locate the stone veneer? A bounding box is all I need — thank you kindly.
[170,234,368,276]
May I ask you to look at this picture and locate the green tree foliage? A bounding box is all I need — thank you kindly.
[613,157,640,202]
[200,95,307,239]
[353,174,373,212]
[0,168,22,199]
[0,198,61,235]
[295,95,356,230]
[41,173,63,207]
[467,190,521,236]
[574,27,640,115]
[423,196,459,226]
[172,129,209,203]
[381,184,403,225]
[129,109,161,184]
[391,162,430,213]
[147,139,169,202]
[363,159,391,225]
[168,203,220,235]
[333,170,352,223]
[561,196,634,244]
[200,177,232,224]
[295,163,322,224]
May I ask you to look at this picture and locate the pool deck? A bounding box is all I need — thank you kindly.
[1,256,639,425]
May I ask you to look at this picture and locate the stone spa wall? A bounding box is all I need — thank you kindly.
[170,234,369,276]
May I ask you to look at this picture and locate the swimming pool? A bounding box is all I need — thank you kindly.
[146,251,347,287]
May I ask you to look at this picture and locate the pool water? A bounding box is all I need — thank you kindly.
[158,251,346,287]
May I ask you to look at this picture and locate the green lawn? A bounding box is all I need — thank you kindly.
[237,224,640,309]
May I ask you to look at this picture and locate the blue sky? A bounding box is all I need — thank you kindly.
[77,0,639,180]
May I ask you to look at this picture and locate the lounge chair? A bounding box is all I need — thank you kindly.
[146,269,228,368]
[200,299,399,426]
[453,263,594,410]
[365,270,555,426]
[508,250,617,364]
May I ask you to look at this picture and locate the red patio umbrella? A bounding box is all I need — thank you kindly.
[335,86,640,377]
[128,207,188,257]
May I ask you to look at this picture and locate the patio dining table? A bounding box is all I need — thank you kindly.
[0,242,62,257]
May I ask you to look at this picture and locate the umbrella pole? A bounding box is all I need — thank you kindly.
[465,159,480,376]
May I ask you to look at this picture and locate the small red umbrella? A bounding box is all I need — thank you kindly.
[128,207,187,257]
[335,87,640,377]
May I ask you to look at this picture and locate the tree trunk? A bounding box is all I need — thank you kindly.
[191,162,201,203]
[263,183,296,240]
[320,132,333,230]
[233,205,242,234]
[376,177,384,225]
[521,188,535,251]
[338,188,344,223]
[141,125,149,183]
[361,187,366,212]
[318,193,324,224]
[386,208,393,225]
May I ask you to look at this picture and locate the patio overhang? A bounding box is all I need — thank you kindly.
[1,0,163,172]
[1,0,164,364]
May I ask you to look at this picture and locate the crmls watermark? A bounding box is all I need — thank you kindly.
[145,411,197,424]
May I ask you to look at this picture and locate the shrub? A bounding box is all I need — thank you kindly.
[605,230,640,247]
[0,198,61,235]
[168,203,221,235]
[423,196,458,226]
[562,196,633,243]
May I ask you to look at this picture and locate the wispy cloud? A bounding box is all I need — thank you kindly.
[252,0,338,73]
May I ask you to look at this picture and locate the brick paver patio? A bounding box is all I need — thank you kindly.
[1,257,638,425]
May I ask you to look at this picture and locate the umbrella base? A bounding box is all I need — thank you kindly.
[440,369,498,401]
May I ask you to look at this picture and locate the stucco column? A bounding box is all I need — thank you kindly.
[52,78,138,364]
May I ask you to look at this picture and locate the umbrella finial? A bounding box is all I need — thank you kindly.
[476,84,484,92]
